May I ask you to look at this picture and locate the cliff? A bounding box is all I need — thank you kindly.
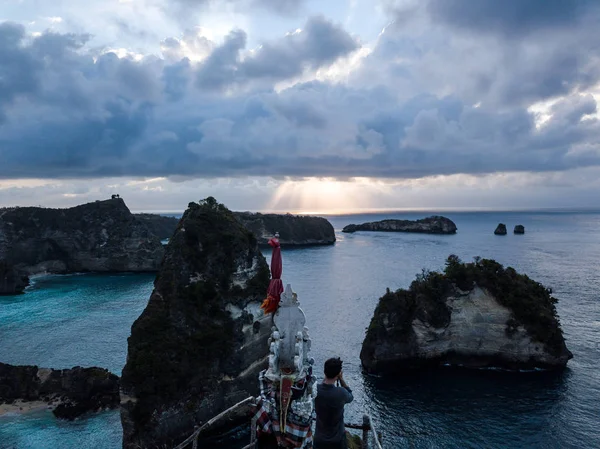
[234,212,335,246]
[361,256,572,373]
[134,213,180,241]
[120,197,271,449]
[343,216,457,234]
[0,199,163,274]
[0,261,29,295]
[0,362,119,420]
[136,211,336,246]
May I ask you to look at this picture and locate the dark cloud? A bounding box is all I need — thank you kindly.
[0,16,599,181]
[0,23,42,122]
[428,0,596,37]
[360,0,600,109]
[195,16,358,89]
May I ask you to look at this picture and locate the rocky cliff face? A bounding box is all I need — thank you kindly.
[0,362,119,419]
[361,256,572,373]
[0,261,29,295]
[234,212,335,246]
[120,197,271,449]
[135,214,180,241]
[0,199,163,274]
[343,216,457,234]
[135,212,336,247]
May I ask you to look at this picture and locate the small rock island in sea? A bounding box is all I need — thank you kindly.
[361,255,572,373]
[342,216,457,234]
[494,223,508,235]
[120,197,271,449]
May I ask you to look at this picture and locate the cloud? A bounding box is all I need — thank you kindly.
[359,0,600,109]
[195,16,359,89]
[1,8,600,183]
[427,0,596,37]
[171,0,306,16]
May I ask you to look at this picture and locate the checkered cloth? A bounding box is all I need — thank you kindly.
[252,396,313,448]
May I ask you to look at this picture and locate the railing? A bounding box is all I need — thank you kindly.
[175,401,385,449]
[173,396,256,449]
[345,414,383,449]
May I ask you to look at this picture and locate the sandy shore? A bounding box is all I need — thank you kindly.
[0,399,57,417]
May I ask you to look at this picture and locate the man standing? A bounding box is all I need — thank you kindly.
[314,357,353,449]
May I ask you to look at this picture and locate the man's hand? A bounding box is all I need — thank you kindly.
[338,372,349,389]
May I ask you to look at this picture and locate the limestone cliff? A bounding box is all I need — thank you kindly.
[136,211,337,246]
[361,256,572,373]
[134,213,180,241]
[0,362,119,420]
[0,261,29,295]
[120,197,271,449]
[0,199,163,274]
[343,216,457,234]
[234,212,335,246]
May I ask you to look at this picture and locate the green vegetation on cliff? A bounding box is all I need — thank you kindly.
[120,197,270,448]
[367,255,565,356]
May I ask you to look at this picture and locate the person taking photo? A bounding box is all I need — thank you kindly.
[314,357,354,449]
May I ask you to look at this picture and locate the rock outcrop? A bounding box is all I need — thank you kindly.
[361,256,572,373]
[0,261,29,295]
[494,223,507,235]
[0,362,119,420]
[0,199,163,275]
[343,216,457,234]
[234,212,335,246]
[134,214,180,241]
[120,197,272,449]
[514,225,525,234]
[135,211,336,247]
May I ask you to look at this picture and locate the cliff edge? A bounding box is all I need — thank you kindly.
[361,256,572,373]
[0,199,163,274]
[120,197,271,449]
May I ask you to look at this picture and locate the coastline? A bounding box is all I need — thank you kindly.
[0,400,59,417]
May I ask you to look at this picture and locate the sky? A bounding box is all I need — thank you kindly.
[1,0,600,213]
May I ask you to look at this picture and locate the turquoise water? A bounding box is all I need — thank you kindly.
[1,211,600,448]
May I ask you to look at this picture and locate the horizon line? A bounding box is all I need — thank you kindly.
[132,205,600,216]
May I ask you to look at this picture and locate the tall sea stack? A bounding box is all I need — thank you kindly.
[120,197,271,448]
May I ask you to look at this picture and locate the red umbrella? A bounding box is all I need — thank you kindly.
[261,234,283,314]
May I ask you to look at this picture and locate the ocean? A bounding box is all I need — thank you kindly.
[1,210,599,449]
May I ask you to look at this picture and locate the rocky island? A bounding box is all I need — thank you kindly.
[343,216,457,234]
[0,362,119,420]
[0,198,164,277]
[120,197,272,449]
[135,211,336,246]
[361,255,572,373]
[494,223,507,235]
[234,212,335,246]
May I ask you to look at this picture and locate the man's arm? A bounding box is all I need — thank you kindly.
[338,373,354,403]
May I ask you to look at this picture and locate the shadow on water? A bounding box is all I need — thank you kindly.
[363,367,572,449]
